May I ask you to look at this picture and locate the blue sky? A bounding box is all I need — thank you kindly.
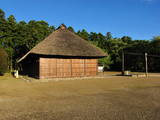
[0,0,160,40]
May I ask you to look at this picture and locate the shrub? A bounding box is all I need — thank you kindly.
[0,48,8,75]
[98,55,113,70]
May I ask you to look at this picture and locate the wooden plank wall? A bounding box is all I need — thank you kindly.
[39,58,97,79]
[72,59,85,77]
[85,59,97,76]
[57,59,71,77]
[40,58,57,78]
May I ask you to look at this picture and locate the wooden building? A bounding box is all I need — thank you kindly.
[18,24,107,79]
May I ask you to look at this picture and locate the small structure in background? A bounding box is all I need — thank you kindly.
[98,65,104,72]
[18,24,107,79]
[123,70,131,76]
[121,51,150,77]
[13,70,19,78]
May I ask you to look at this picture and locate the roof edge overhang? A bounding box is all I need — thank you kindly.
[18,52,107,63]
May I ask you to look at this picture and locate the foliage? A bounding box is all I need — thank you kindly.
[0,9,54,69]
[124,39,160,72]
[0,9,5,19]
[150,36,160,54]
[98,55,113,69]
[0,8,160,72]
[0,48,8,75]
[68,26,75,33]
[121,36,132,44]
[106,32,112,40]
[77,29,89,41]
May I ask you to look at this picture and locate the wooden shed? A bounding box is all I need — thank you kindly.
[18,24,107,79]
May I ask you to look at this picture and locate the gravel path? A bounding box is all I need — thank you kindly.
[0,75,160,120]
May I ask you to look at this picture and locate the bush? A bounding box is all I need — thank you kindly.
[98,55,113,70]
[0,48,8,75]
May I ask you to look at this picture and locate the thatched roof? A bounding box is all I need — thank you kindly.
[18,24,107,62]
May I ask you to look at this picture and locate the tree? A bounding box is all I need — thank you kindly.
[98,55,113,69]
[14,20,54,61]
[121,36,132,44]
[96,33,106,49]
[0,9,5,19]
[149,36,160,72]
[0,48,8,75]
[0,9,7,48]
[151,36,160,48]
[124,40,150,72]
[106,32,112,40]
[2,8,160,72]
[3,15,17,70]
[89,32,97,41]
[25,20,53,50]
[105,38,127,70]
[0,9,55,70]
[89,32,99,47]
[77,29,89,41]
[68,26,75,33]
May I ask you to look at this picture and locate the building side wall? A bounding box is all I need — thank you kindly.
[39,58,97,79]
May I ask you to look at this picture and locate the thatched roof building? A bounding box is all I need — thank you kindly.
[19,24,107,79]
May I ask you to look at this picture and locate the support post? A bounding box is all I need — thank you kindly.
[145,52,148,77]
[122,50,125,75]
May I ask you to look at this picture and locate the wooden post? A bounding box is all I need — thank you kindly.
[145,53,148,77]
[56,59,57,77]
[122,50,125,75]
[70,59,72,77]
[84,59,86,76]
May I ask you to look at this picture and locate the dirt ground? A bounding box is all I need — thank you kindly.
[0,73,160,120]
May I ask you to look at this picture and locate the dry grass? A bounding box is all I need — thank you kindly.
[0,73,160,120]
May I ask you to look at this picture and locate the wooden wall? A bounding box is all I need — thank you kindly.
[39,58,97,79]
